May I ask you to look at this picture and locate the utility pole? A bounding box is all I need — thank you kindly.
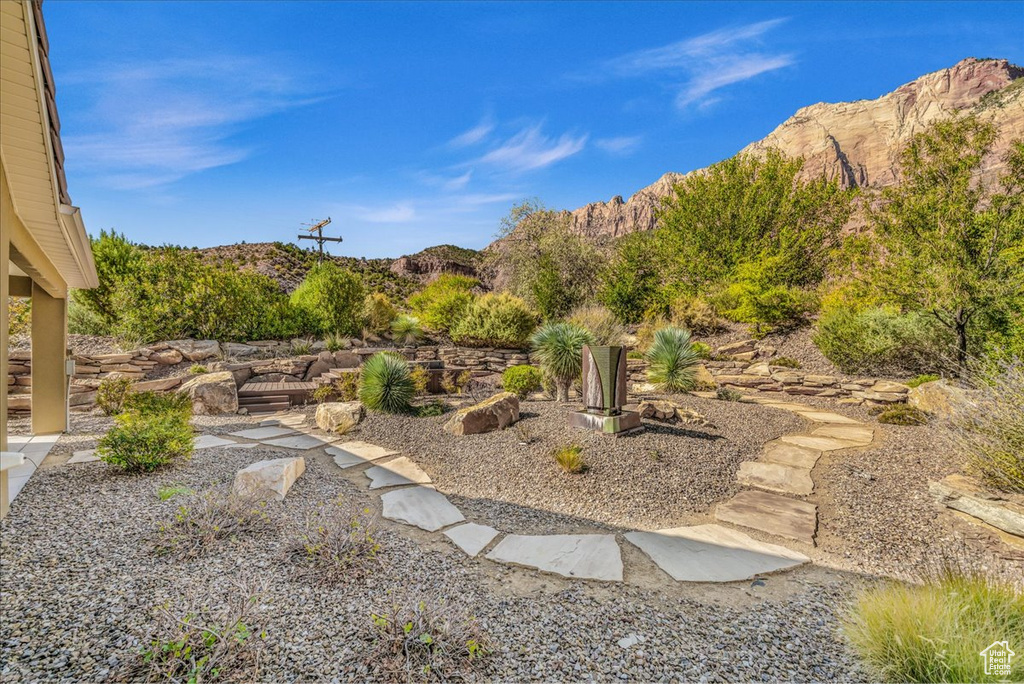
[297,217,342,263]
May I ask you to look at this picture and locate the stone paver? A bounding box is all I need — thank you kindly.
[381,487,465,531]
[789,411,863,425]
[444,522,500,556]
[260,433,338,450]
[327,441,398,469]
[229,426,297,440]
[716,490,817,544]
[625,524,810,582]
[760,441,822,469]
[365,457,432,489]
[260,414,306,428]
[737,461,814,495]
[779,434,863,452]
[67,449,100,464]
[193,434,238,449]
[811,425,874,445]
[486,534,623,581]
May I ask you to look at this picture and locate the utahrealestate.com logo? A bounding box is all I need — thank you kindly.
[980,641,1016,677]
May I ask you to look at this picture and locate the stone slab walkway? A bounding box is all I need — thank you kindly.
[260,433,337,450]
[486,534,623,582]
[716,490,818,544]
[444,523,500,557]
[365,457,432,489]
[381,486,465,531]
[229,426,297,440]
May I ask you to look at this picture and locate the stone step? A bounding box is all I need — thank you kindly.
[381,486,465,532]
[715,490,817,545]
[810,424,874,445]
[760,441,822,469]
[779,434,864,452]
[485,534,623,582]
[737,461,814,495]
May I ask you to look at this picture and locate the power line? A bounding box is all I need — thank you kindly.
[296,217,342,263]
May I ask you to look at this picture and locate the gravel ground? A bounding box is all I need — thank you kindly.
[0,412,868,682]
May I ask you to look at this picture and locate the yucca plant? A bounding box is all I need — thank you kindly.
[530,322,594,403]
[391,314,423,346]
[359,352,415,414]
[645,326,701,393]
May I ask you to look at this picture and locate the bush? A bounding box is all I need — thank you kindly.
[391,314,423,346]
[814,306,955,375]
[98,408,194,473]
[96,375,135,416]
[692,342,712,360]
[716,387,743,402]
[409,366,430,396]
[188,363,208,374]
[669,295,725,335]
[553,444,586,474]
[450,293,538,348]
[415,400,449,418]
[282,498,380,583]
[441,370,471,395]
[906,373,940,388]
[290,262,365,336]
[311,383,336,404]
[769,356,802,369]
[123,391,192,419]
[7,296,30,337]
[502,365,543,399]
[844,568,1024,683]
[646,327,702,393]
[333,372,360,402]
[290,338,313,356]
[154,488,270,559]
[876,405,929,426]
[369,597,490,682]
[633,316,665,354]
[717,258,818,335]
[363,292,397,335]
[407,274,478,332]
[359,352,415,414]
[531,323,594,403]
[567,305,626,346]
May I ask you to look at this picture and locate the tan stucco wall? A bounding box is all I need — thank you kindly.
[30,281,67,434]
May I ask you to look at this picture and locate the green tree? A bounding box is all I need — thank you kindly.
[75,229,143,328]
[290,262,365,336]
[853,116,1024,373]
[599,231,667,323]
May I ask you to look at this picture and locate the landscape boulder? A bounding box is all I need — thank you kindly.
[694,364,715,388]
[315,401,365,433]
[717,339,757,357]
[304,360,334,381]
[223,342,259,359]
[178,371,238,415]
[233,457,306,501]
[149,349,184,365]
[444,392,520,435]
[165,339,221,362]
[638,400,711,426]
[908,380,972,420]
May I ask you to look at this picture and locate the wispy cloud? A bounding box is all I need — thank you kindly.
[603,19,794,109]
[594,135,642,156]
[475,124,587,172]
[355,202,418,223]
[62,56,326,189]
[449,117,495,147]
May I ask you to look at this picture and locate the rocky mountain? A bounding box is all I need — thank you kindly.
[567,58,1024,240]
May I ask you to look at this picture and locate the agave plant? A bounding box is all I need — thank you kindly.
[391,314,423,346]
[645,326,701,393]
[530,322,594,403]
[359,352,415,414]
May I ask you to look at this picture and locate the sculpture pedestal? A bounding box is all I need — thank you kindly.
[569,410,642,435]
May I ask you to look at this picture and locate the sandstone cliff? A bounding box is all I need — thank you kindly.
[567,58,1024,240]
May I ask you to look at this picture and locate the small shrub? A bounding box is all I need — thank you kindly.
[282,498,380,583]
[407,274,478,332]
[876,405,929,426]
[441,370,471,395]
[188,364,208,375]
[157,484,193,501]
[311,383,336,404]
[359,352,415,414]
[369,597,490,682]
[135,580,267,683]
[669,295,725,335]
[154,488,270,560]
[906,373,940,388]
[567,305,626,346]
[450,292,538,348]
[531,322,594,403]
[98,410,194,473]
[409,365,430,396]
[123,391,192,419]
[844,568,1024,683]
[501,365,543,399]
[553,444,586,474]
[769,356,802,369]
[391,314,423,346]
[627,350,643,360]
[514,423,533,444]
[324,331,347,352]
[716,387,743,402]
[96,375,135,416]
[645,326,702,393]
[691,342,712,360]
[363,292,397,335]
[415,400,449,418]
[814,306,954,375]
[290,338,313,356]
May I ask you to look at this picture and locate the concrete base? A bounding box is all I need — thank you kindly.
[569,410,642,435]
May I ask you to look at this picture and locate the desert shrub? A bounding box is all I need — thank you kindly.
[950,359,1024,493]
[123,391,192,419]
[599,231,665,324]
[290,262,365,336]
[7,297,30,337]
[290,338,313,355]
[633,316,665,354]
[409,365,430,396]
[814,306,955,375]
[906,373,940,388]
[502,365,543,399]
[876,405,929,426]
[96,375,135,416]
[646,327,702,393]
[311,383,336,404]
[282,498,380,583]
[333,372,360,402]
[363,292,397,335]
[369,597,490,682]
[67,293,106,335]
[359,352,415,414]
[323,331,347,352]
[391,314,423,346]
[135,580,267,683]
[450,293,538,348]
[716,387,743,402]
[844,568,1024,683]
[769,356,802,369]
[407,274,478,332]
[188,363,208,375]
[415,400,449,417]
[716,258,818,335]
[154,488,270,559]
[98,410,194,473]
[530,322,594,402]
[692,342,712,359]
[157,484,193,501]
[669,295,725,335]
[553,444,586,474]
[567,305,626,346]
[441,370,471,395]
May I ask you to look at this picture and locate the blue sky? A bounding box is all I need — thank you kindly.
[45,1,1023,258]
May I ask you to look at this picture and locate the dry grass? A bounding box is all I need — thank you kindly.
[281,498,381,584]
[153,488,271,560]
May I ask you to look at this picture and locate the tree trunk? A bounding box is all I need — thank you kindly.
[556,378,570,403]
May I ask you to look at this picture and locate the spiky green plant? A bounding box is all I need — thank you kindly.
[530,323,594,403]
[390,314,423,346]
[645,326,701,393]
[359,352,415,414]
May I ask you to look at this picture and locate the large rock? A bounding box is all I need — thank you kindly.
[165,339,221,362]
[443,392,520,435]
[930,475,1024,538]
[315,401,365,433]
[908,380,972,420]
[149,349,183,365]
[304,360,333,381]
[637,400,711,427]
[233,457,305,501]
[178,371,238,415]
[223,342,259,358]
